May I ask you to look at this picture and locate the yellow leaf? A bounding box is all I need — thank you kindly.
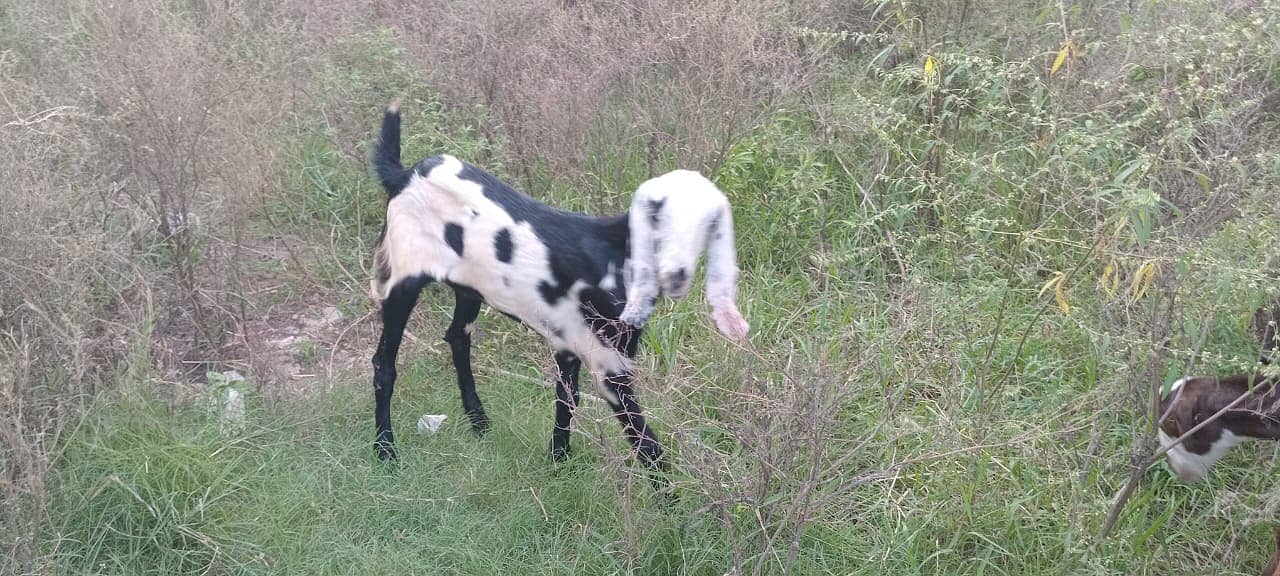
[1039,271,1071,314]
[1100,259,1118,300]
[1050,41,1072,76]
[1055,277,1071,315]
[1039,272,1064,297]
[1130,260,1161,301]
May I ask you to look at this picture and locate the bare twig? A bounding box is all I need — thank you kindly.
[1098,284,1179,541]
[2,106,77,130]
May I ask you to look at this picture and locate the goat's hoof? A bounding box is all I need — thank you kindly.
[375,443,398,462]
[467,411,491,437]
[549,440,572,462]
[619,311,647,329]
[656,484,679,507]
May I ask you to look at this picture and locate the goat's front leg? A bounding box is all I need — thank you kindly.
[444,291,489,435]
[550,350,581,461]
[601,370,668,484]
[620,208,660,328]
[372,277,427,461]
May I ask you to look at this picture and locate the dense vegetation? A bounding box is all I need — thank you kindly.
[2,0,1278,573]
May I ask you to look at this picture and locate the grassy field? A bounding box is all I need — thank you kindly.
[4,0,1280,574]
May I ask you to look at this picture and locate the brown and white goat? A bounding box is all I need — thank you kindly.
[1157,301,1280,482]
[1157,373,1280,482]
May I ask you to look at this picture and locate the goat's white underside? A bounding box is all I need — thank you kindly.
[1159,427,1244,482]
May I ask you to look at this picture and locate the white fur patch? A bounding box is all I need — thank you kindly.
[1159,427,1245,482]
[600,262,617,291]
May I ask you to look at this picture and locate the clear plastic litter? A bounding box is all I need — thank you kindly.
[416,414,448,434]
[206,370,247,436]
[221,388,245,434]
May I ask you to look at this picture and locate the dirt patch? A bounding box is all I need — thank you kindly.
[233,291,378,401]
[149,230,385,402]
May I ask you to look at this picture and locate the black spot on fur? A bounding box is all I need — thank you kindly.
[537,255,581,305]
[445,223,465,256]
[665,267,689,295]
[414,155,446,177]
[647,198,666,226]
[539,281,567,305]
[494,228,514,263]
[577,286,639,356]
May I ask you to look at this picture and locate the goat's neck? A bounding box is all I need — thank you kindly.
[1225,410,1280,441]
[595,211,630,252]
[1224,377,1280,440]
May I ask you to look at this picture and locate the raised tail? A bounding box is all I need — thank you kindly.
[373,99,411,198]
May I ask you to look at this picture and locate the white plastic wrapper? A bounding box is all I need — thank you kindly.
[221,388,245,434]
[206,370,246,436]
[416,414,448,434]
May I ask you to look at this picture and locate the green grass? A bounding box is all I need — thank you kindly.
[40,263,1280,575]
[42,350,1280,575]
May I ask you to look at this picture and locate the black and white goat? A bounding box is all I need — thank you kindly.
[367,101,747,475]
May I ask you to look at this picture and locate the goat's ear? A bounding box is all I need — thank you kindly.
[1160,407,1185,438]
[1157,389,1192,438]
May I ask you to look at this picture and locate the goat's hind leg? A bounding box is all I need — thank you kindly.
[444,290,490,435]
[372,276,429,461]
[550,351,582,461]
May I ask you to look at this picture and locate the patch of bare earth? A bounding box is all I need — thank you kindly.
[153,230,386,403]
[236,295,374,401]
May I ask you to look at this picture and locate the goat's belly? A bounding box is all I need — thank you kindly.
[448,269,629,377]
[448,270,564,337]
